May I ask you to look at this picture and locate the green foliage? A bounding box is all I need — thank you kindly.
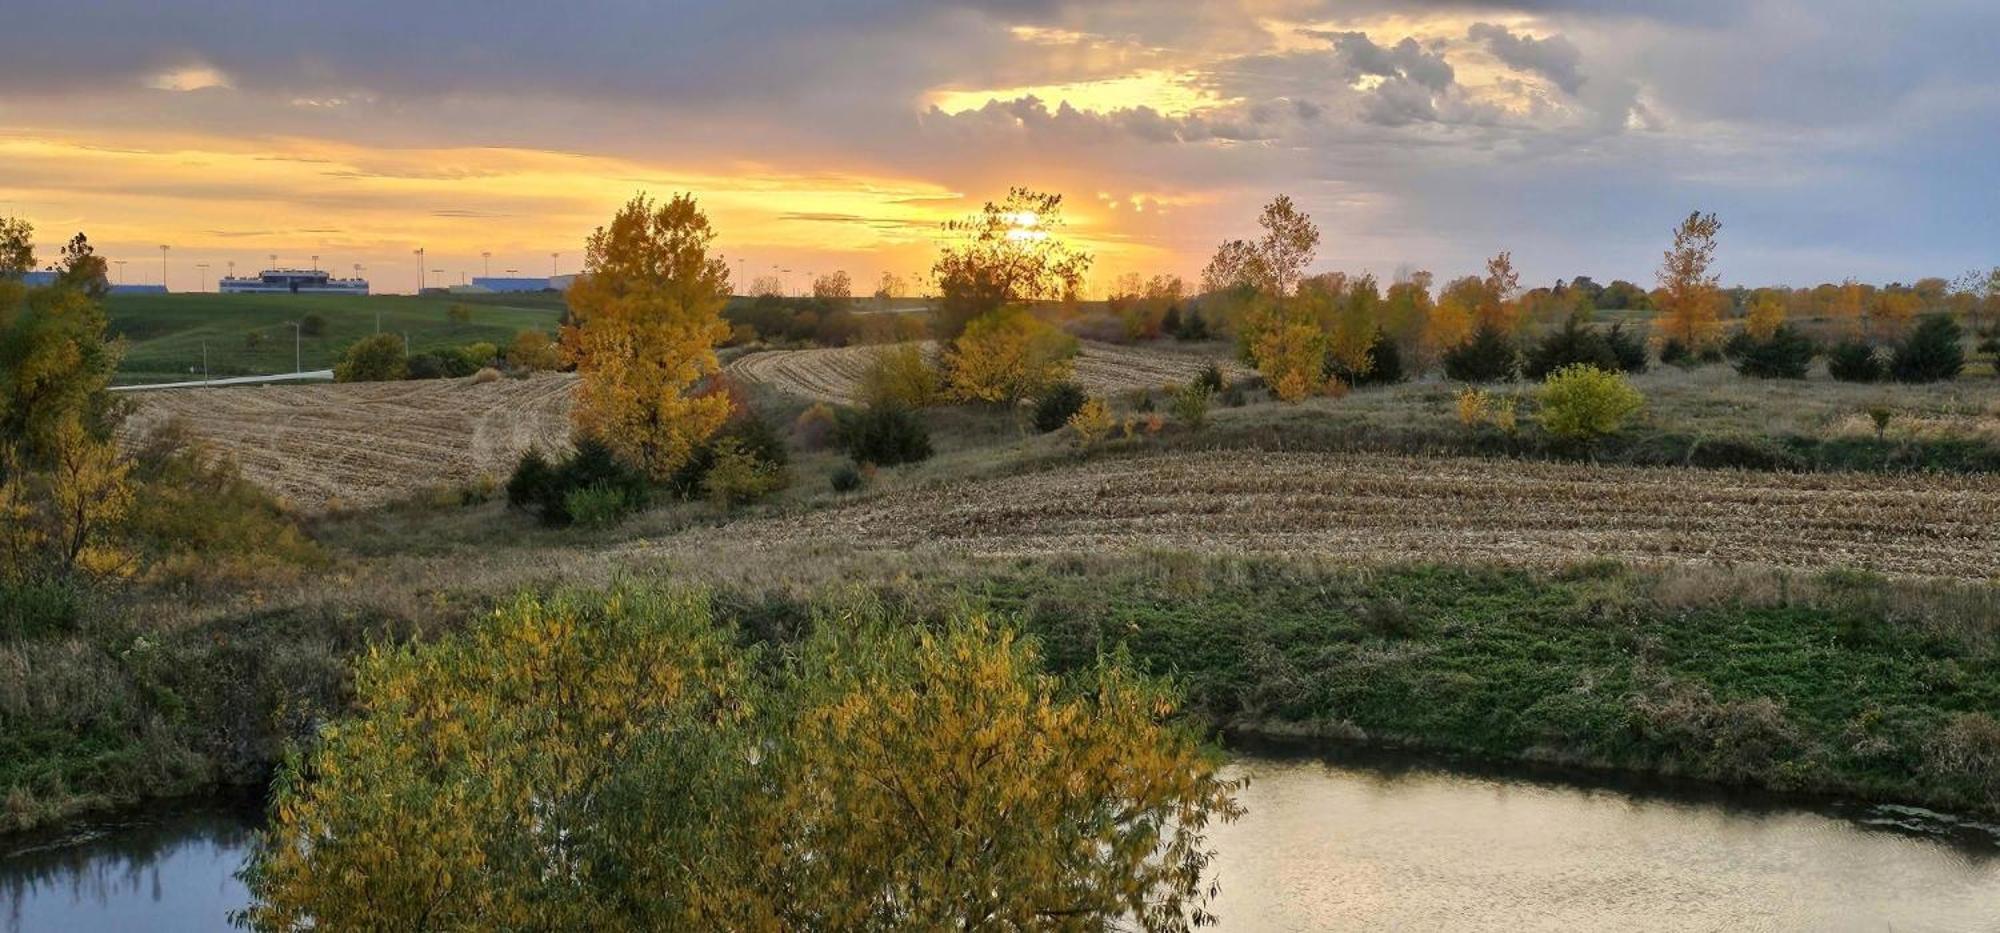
[242,588,1239,931]
[1890,314,1965,383]
[0,575,84,639]
[701,438,788,508]
[0,285,124,464]
[829,462,865,493]
[836,405,933,466]
[1194,360,1226,394]
[1525,316,1620,380]
[333,333,407,382]
[1604,322,1649,373]
[122,420,319,584]
[857,343,943,408]
[1827,339,1883,382]
[1032,381,1088,433]
[1441,322,1519,382]
[445,302,472,325]
[1538,364,1643,441]
[297,314,327,338]
[563,482,640,528]
[1732,324,1816,379]
[668,411,789,500]
[1169,382,1213,430]
[505,437,651,527]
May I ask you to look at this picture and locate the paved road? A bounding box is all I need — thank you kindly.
[110,370,336,392]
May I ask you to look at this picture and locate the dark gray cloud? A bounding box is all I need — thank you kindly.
[1467,23,1583,93]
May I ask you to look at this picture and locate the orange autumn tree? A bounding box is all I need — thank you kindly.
[1656,211,1726,352]
[562,194,733,479]
[1212,195,1324,401]
[1744,290,1787,340]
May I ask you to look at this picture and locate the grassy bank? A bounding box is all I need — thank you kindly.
[6,555,1995,833]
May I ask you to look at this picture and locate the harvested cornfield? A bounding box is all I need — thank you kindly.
[675,451,2000,580]
[122,373,576,512]
[726,339,1249,404]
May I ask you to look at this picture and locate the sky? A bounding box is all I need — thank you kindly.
[1,0,1995,295]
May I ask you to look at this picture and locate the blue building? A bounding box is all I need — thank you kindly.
[471,276,556,293]
[16,271,166,294]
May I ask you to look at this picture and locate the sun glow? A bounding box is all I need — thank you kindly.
[928,69,1227,117]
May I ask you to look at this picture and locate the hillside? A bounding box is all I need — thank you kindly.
[105,292,567,384]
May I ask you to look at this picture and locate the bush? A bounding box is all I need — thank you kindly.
[836,406,933,466]
[1194,361,1226,394]
[1032,382,1088,434]
[1890,315,1965,384]
[1605,322,1649,373]
[1441,323,1518,383]
[790,403,838,451]
[1169,382,1213,430]
[1660,338,1723,368]
[564,483,638,529]
[1827,339,1883,383]
[459,342,499,370]
[669,412,789,500]
[506,437,651,527]
[333,333,407,382]
[1171,306,1210,341]
[1525,317,1619,380]
[858,344,942,408]
[1330,329,1404,386]
[1220,383,1248,407]
[404,351,455,380]
[1455,387,1516,433]
[298,314,327,338]
[507,329,562,371]
[1538,364,1643,442]
[829,463,865,493]
[0,575,83,638]
[701,439,787,508]
[1732,325,1816,379]
[1067,398,1114,447]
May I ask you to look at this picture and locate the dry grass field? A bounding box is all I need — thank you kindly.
[672,450,2000,581]
[123,374,576,511]
[726,340,1252,404]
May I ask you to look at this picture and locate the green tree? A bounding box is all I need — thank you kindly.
[51,233,110,299]
[1538,364,1644,442]
[333,333,408,382]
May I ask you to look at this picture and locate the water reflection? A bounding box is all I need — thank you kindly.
[1206,746,2000,931]
[1,801,258,933]
[3,758,1997,931]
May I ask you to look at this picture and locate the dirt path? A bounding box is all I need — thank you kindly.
[665,451,2000,580]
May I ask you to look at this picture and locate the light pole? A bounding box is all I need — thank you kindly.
[113,260,126,285]
[159,244,170,291]
[482,251,491,278]
[196,263,210,292]
[550,252,559,278]
[286,321,302,374]
[413,247,426,292]
[227,260,235,280]
[310,254,319,272]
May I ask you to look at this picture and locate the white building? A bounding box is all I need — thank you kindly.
[218,268,369,295]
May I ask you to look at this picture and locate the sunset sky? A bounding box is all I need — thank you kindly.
[2,0,1995,294]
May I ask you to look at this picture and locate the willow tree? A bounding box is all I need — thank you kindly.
[562,194,733,479]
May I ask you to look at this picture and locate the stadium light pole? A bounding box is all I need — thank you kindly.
[550,252,559,278]
[482,251,491,278]
[159,245,170,291]
[413,247,426,293]
[196,263,210,293]
[113,260,126,285]
[227,260,236,280]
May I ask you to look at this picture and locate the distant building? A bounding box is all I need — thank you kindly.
[17,271,167,294]
[219,268,369,295]
[470,276,556,293]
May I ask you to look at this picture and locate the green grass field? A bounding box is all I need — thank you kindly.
[105,292,569,384]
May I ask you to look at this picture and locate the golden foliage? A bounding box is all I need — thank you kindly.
[505,328,562,371]
[1067,397,1114,446]
[1744,292,1787,341]
[931,188,1092,338]
[1243,294,1325,402]
[1455,387,1516,433]
[859,342,943,408]
[945,306,1080,403]
[1656,212,1726,351]
[244,590,1243,931]
[562,193,733,480]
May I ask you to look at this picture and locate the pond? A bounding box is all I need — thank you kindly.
[4,751,1996,931]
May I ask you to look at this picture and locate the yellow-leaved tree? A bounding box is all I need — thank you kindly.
[1208,194,1325,401]
[242,588,1244,931]
[944,304,1079,402]
[562,194,733,479]
[1656,211,1726,352]
[1744,291,1787,340]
